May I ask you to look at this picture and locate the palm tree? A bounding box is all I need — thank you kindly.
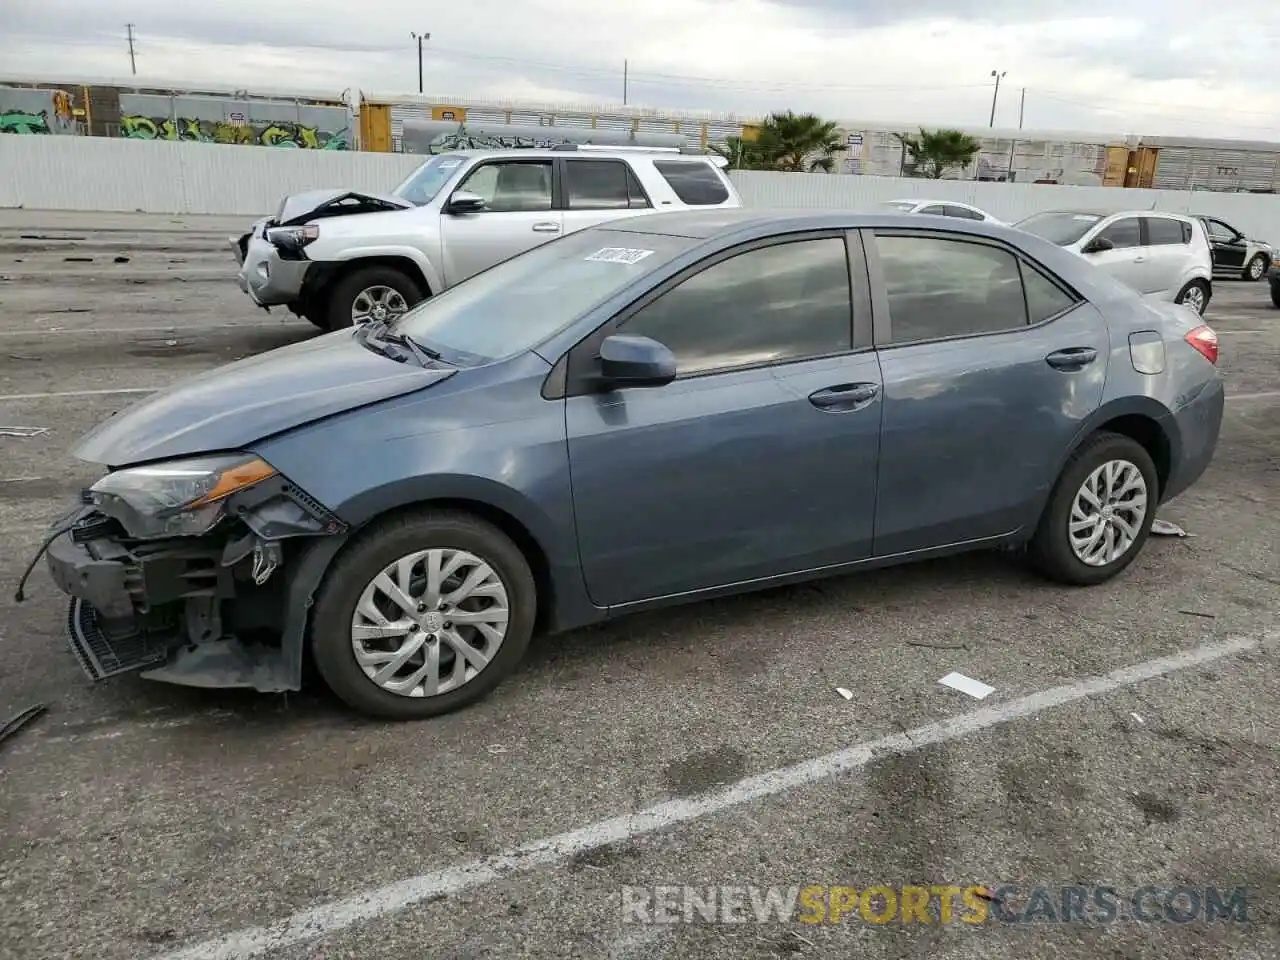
[707,135,759,170]
[754,111,843,173]
[893,128,983,179]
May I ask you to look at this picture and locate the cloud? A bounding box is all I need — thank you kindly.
[2,0,1279,140]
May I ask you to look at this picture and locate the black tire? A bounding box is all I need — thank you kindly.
[309,510,537,720]
[1270,282,1280,309]
[1027,431,1159,586]
[1174,279,1210,315]
[325,265,425,332]
[1244,254,1268,282]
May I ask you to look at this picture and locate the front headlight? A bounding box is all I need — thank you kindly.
[89,453,278,539]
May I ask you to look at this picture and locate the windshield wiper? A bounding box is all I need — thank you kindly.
[360,319,443,366]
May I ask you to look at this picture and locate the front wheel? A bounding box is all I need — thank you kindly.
[1270,282,1280,309]
[1244,254,1268,281]
[326,265,424,332]
[1174,279,1210,315]
[1027,432,1158,586]
[309,510,537,720]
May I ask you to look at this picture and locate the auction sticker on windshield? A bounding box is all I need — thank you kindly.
[585,247,655,264]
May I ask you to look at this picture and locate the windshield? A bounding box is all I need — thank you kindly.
[1016,211,1103,246]
[391,154,469,205]
[394,228,696,365]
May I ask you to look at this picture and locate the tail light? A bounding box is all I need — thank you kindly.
[1184,324,1218,365]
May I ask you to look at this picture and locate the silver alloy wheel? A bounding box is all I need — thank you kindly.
[1179,283,1206,314]
[350,548,510,698]
[1068,459,1149,567]
[351,284,409,326]
[1248,256,1266,280]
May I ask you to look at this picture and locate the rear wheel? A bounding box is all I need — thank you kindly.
[1027,432,1158,586]
[1271,281,1280,309]
[309,510,537,720]
[1174,279,1210,315]
[1245,254,1268,281]
[326,265,424,332]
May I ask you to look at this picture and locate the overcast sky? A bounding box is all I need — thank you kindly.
[3,0,1280,140]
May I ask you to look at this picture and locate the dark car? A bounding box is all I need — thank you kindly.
[1197,216,1274,281]
[27,210,1225,720]
[1270,262,1280,308]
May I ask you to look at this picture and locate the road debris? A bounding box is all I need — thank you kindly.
[938,672,995,700]
[113,255,130,263]
[1151,519,1192,537]
[835,687,854,700]
[0,426,50,438]
[7,353,41,361]
[1178,609,1217,619]
[1130,713,1145,724]
[907,640,969,651]
[0,703,48,749]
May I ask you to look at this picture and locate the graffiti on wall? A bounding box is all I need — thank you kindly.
[0,89,79,134]
[425,131,566,153]
[118,114,350,149]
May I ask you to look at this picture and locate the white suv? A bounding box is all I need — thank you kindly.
[1015,210,1213,314]
[230,147,741,331]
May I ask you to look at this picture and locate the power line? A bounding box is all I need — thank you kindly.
[125,24,136,76]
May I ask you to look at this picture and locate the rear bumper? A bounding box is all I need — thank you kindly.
[1162,375,1226,503]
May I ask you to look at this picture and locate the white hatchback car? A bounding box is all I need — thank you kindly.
[879,199,1003,223]
[1015,210,1213,315]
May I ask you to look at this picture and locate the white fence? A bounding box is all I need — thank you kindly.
[4,135,1280,241]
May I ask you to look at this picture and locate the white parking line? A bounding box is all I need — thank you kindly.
[0,387,165,402]
[153,628,1273,960]
[1229,390,1280,403]
[0,321,289,338]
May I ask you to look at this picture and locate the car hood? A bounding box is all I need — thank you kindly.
[275,189,415,226]
[74,332,454,467]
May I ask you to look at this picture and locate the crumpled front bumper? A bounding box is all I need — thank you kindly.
[45,506,213,680]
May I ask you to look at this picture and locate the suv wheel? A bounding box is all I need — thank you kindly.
[1174,279,1210,315]
[1027,431,1158,586]
[327,265,424,332]
[1244,254,1268,281]
[309,510,537,720]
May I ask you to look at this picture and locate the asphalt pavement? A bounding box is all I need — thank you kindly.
[0,210,1277,960]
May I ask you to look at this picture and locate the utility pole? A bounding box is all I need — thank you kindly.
[989,69,1006,127]
[623,60,629,105]
[126,24,137,75]
[1018,87,1026,129]
[411,31,430,94]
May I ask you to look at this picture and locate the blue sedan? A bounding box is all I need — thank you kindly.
[30,210,1225,719]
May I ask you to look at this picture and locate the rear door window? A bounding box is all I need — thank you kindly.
[1145,217,1189,246]
[653,160,730,205]
[564,159,651,210]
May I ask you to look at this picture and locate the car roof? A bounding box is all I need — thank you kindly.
[1026,208,1193,220]
[602,208,1015,239]
[427,148,720,163]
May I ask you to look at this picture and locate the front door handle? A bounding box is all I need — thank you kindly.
[532,222,561,233]
[1045,347,1098,371]
[808,382,880,411]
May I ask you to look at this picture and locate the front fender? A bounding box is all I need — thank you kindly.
[309,241,443,295]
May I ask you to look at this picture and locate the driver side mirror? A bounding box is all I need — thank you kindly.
[1082,236,1114,254]
[445,190,486,215]
[598,335,676,388]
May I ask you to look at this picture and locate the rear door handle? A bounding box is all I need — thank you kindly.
[532,222,561,233]
[1132,256,1146,262]
[808,382,880,411]
[1045,347,1098,371]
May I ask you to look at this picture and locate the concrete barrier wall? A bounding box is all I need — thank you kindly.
[5,135,1280,243]
[0,135,420,216]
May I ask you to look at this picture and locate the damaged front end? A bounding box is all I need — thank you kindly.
[34,453,348,692]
